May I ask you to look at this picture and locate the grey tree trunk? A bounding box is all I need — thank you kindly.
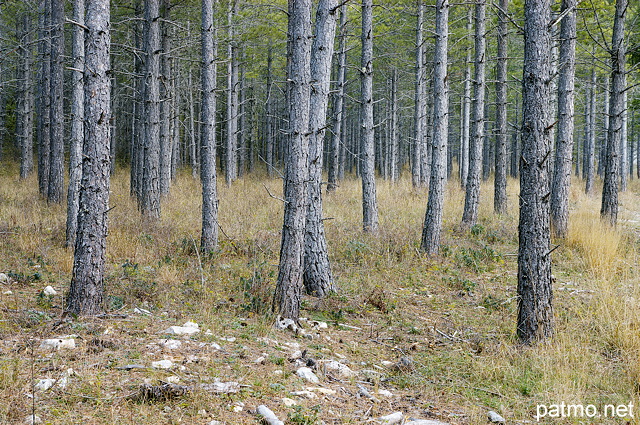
[273,0,312,321]
[585,68,596,194]
[265,46,275,177]
[225,0,239,186]
[304,0,337,298]
[550,0,576,238]
[189,69,198,179]
[493,0,509,214]
[412,0,425,189]
[598,86,609,176]
[18,13,34,180]
[620,91,627,191]
[48,0,65,203]
[461,0,486,228]
[460,7,472,189]
[67,0,111,316]
[327,2,347,192]
[360,0,379,233]
[142,0,162,218]
[66,0,85,248]
[390,69,399,182]
[37,0,51,197]
[200,0,219,252]
[130,0,144,198]
[159,0,173,196]
[420,0,448,255]
[600,0,627,226]
[517,0,553,344]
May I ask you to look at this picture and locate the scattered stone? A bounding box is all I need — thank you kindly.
[290,390,317,399]
[319,360,355,379]
[231,401,244,412]
[257,405,284,425]
[488,411,506,423]
[275,316,300,333]
[377,389,393,398]
[151,360,174,369]
[273,370,284,376]
[116,364,146,371]
[379,411,403,424]
[43,286,57,296]
[34,379,56,391]
[164,376,180,384]
[392,356,415,372]
[289,350,303,361]
[200,379,240,393]
[219,336,236,342]
[163,321,200,335]
[296,367,319,384]
[23,414,42,425]
[3,290,12,295]
[381,360,394,367]
[159,339,182,350]
[133,307,152,315]
[0,273,8,284]
[40,338,76,350]
[306,387,336,396]
[310,320,328,330]
[208,421,222,425]
[404,420,450,425]
[282,397,298,407]
[129,382,190,402]
[356,383,379,402]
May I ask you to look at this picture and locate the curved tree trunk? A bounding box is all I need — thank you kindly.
[200,0,219,252]
[461,0,486,228]
[66,0,86,248]
[550,0,576,238]
[360,0,378,233]
[420,0,448,255]
[273,0,312,321]
[67,0,111,316]
[517,0,553,344]
[600,0,627,226]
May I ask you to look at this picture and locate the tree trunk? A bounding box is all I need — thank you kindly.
[598,86,609,176]
[461,0,486,228]
[142,0,162,218]
[360,0,378,233]
[225,0,239,186]
[37,0,51,197]
[420,0,448,255]
[517,0,553,344]
[273,0,312,321]
[600,0,627,226]
[412,0,425,189]
[18,13,34,180]
[550,0,576,238]
[265,46,275,177]
[327,2,347,192]
[493,0,508,214]
[390,69,399,182]
[130,0,144,198]
[189,69,198,179]
[620,91,627,191]
[67,0,111,316]
[48,0,65,203]
[200,0,219,252]
[304,0,337,298]
[585,68,596,194]
[460,7,472,189]
[159,0,173,196]
[66,0,85,248]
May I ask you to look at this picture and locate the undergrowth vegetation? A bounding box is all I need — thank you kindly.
[0,164,639,424]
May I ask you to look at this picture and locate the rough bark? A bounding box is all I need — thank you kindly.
[273,0,312,321]
[48,0,65,203]
[493,0,508,214]
[304,0,337,298]
[37,0,51,197]
[389,69,399,182]
[225,0,239,186]
[620,91,627,191]
[461,0,486,228]
[360,0,379,233]
[517,0,553,344]
[160,0,173,196]
[420,0,448,255]
[265,46,275,177]
[18,13,34,180]
[200,0,219,252]
[600,0,627,226]
[66,0,86,248]
[585,68,596,194]
[142,0,162,218]
[67,0,111,316]
[327,2,347,192]
[550,0,576,238]
[460,7,472,189]
[412,0,425,189]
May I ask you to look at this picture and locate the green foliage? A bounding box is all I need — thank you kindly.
[238,260,274,314]
[454,246,503,273]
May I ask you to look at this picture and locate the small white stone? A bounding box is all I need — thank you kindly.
[183,321,199,329]
[290,390,317,399]
[289,350,303,360]
[488,411,506,424]
[296,367,319,384]
[43,286,57,296]
[319,360,355,379]
[219,336,236,342]
[282,397,298,407]
[165,376,180,384]
[381,360,394,367]
[306,387,336,396]
[273,370,284,376]
[34,379,55,391]
[3,290,12,295]
[40,338,75,350]
[163,325,199,335]
[197,409,207,416]
[151,360,174,369]
[0,273,8,283]
[377,389,393,397]
[379,412,404,424]
[133,307,152,315]
[159,339,182,350]
[208,421,222,425]
[254,356,266,364]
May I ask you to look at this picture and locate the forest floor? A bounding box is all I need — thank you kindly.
[1,165,639,424]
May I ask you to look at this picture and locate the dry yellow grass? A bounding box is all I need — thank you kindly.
[0,166,639,424]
